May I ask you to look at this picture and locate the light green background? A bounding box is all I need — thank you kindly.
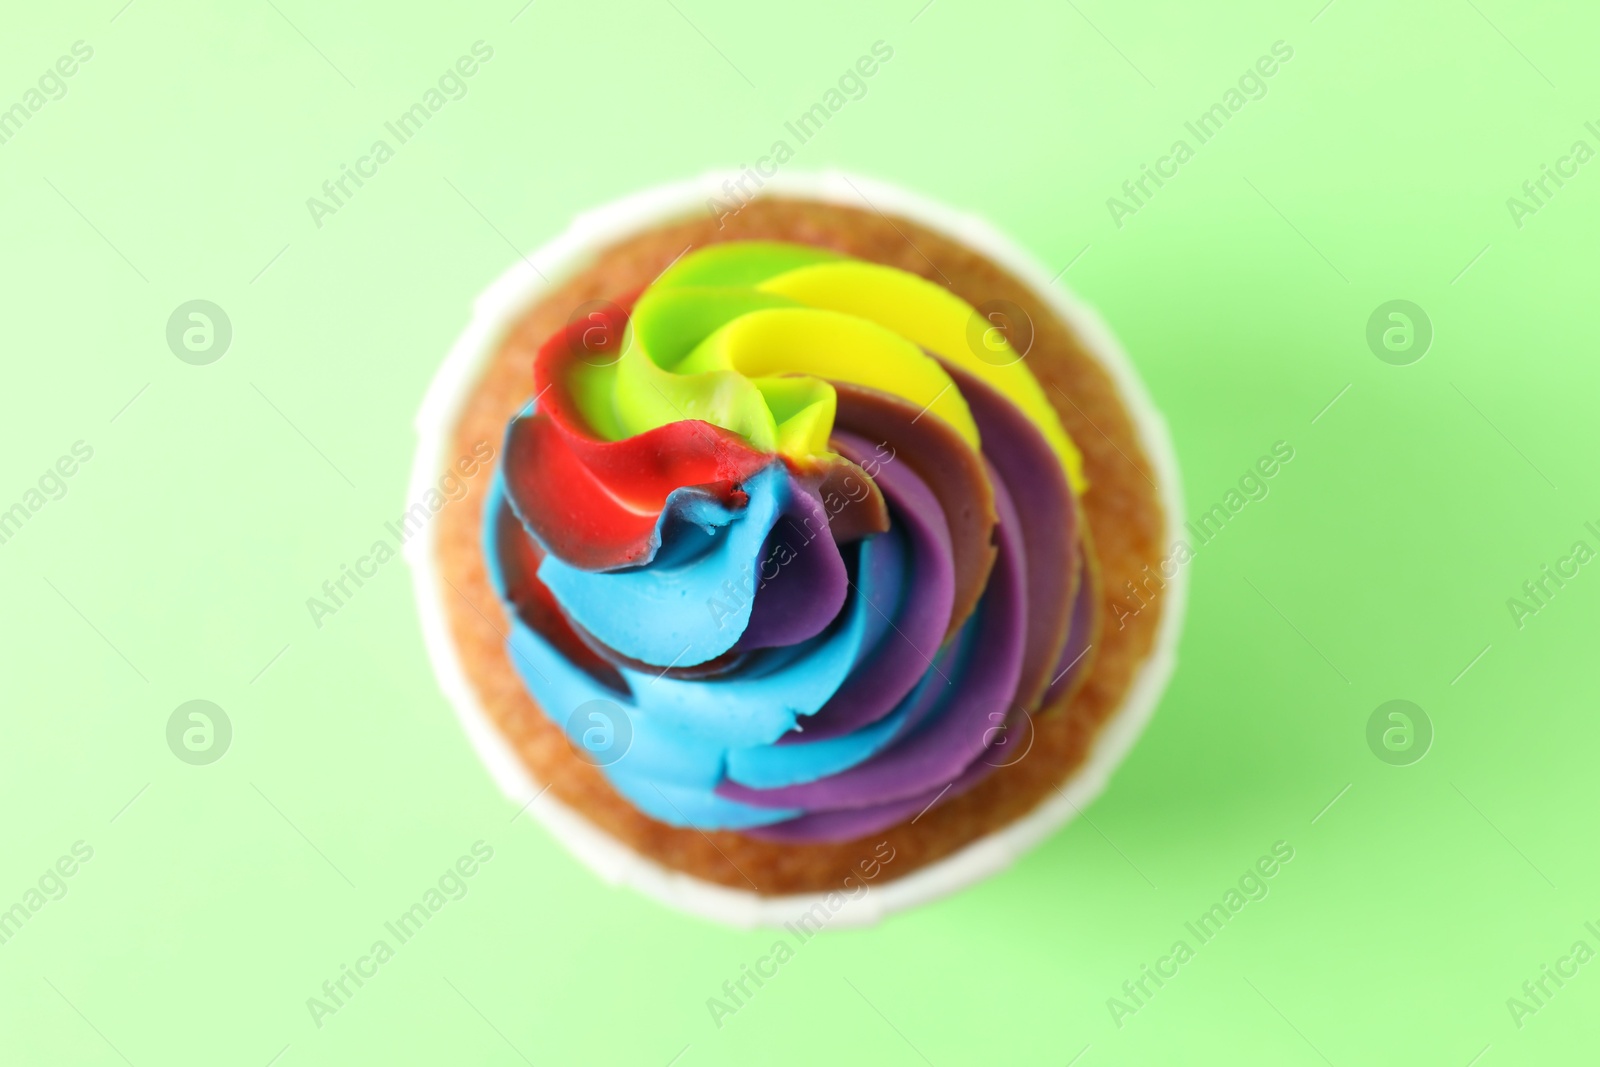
[2,0,1597,1064]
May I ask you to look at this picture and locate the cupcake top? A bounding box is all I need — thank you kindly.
[483,241,1093,842]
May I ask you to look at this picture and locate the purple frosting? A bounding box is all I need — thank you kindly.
[736,474,848,651]
[774,431,957,741]
[717,463,1028,812]
[944,363,1079,706]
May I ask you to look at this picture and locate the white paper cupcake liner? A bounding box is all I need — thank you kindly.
[404,170,1188,928]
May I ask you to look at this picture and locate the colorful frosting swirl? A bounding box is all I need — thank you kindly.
[483,241,1095,842]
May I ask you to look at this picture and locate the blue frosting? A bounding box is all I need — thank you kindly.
[535,462,792,668]
[484,472,934,829]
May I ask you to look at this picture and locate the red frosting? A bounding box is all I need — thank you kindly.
[503,298,773,571]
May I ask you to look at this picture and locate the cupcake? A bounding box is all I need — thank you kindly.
[408,173,1184,926]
